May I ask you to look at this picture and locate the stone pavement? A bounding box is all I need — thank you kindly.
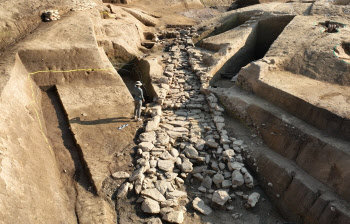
[114,27,260,223]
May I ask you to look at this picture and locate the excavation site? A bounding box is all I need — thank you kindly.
[0,0,349,223]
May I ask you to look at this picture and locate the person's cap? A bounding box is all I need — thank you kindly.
[135,81,142,86]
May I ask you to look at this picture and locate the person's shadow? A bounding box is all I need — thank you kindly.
[70,117,131,125]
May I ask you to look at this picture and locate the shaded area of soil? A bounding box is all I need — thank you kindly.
[195,12,252,45]
[220,103,287,224]
[41,86,97,223]
[43,86,96,193]
[212,15,294,87]
[118,61,153,103]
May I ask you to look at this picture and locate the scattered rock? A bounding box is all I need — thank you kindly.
[146,217,162,224]
[117,182,130,198]
[183,145,199,159]
[112,171,130,179]
[166,190,187,199]
[141,188,166,202]
[222,180,232,189]
[247,192,260,208]
[162,210,184,224]
[139,131,157,143]
[244,172,254,188]
[201,176,212,189]
[206,140,219,149]
[139,142,154,152]
[212,190,230,206]
[129,168,144,182]
[192,197,212,215]
[232,170,244,187]
[195,139,206,150]
[213,173,224,187]
[181,159,193,173]
[158,160,174,172]
[142,198,160,214]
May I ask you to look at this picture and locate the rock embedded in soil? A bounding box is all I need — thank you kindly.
[232,170,244,187]
[158,159,175,172]
[139,142,155,152]
[192,197,212,215]
[222,149,235,160]
[180,159,193,173]
[222,180,232,188]
[228,161,243,171]
[162,210,184,224]
[166,190,187,199]
[129,168,145,181]
[201,176,213,189]
[146,217,162,224]
[183,145,199,159]
[213,173,224,184]
[192,165,207,174]
[140,131,157,143]
[155,179,171,195]
[195,139,206,150]
[146,115,161,132]
[206,140,219,149]
[247,192,260,208]
[161,199,179,208]
[212,190,230,206]
[244,172,254,188]
[117,182,130,198]
[112,171,130,179]
[142,198,161,214]
[141,188,166,202]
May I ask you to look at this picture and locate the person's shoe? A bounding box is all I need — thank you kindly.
[134,116,137,120]
[137,118,142,122]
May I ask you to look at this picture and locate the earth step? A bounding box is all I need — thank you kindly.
[236,65,350,140]
[244,143,350,224]
[212,86,350,203]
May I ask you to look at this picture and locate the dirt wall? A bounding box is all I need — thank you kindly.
[0,54,77,224]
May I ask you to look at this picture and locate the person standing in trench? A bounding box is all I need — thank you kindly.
[134,81,144,122]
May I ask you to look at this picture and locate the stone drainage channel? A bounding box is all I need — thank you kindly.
[114,29,261,224]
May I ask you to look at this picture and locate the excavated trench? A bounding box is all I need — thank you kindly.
[118,60,153,104]
[211,15,295,88]
[24,17,337,223]
[41,86,98,223]
[2,1,350,222]
[194,13,252,44]
[42,86,96,192]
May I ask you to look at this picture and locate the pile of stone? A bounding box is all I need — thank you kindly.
[113,27,260,223]
[43,10,60,21]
